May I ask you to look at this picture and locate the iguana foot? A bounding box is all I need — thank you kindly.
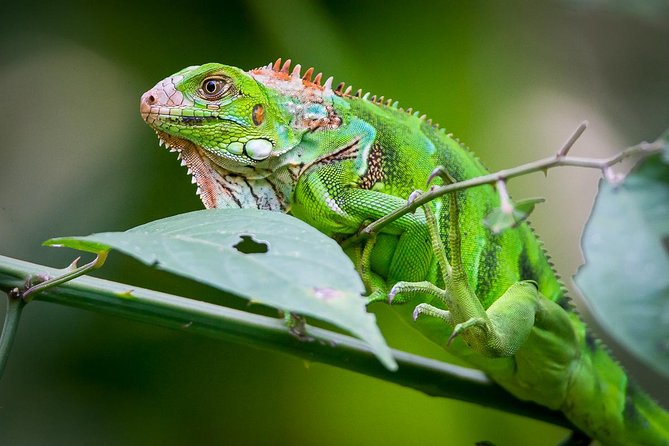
[412,303,451,323]
[388,281,447,305]
[283,312,313,342]
[390,173,541,358]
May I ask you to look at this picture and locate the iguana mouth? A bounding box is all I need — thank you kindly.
[153,130,193,154]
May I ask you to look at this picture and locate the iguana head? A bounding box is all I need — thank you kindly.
[141,63,305,208]
[141,60,346,209]
[141,63,299,170]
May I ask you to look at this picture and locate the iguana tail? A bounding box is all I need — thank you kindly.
[565,336,669,446]
[627,382,669,445]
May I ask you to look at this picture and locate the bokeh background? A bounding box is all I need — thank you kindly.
[1,1,668,445]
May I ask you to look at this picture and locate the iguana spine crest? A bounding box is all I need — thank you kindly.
[252,58,437,127]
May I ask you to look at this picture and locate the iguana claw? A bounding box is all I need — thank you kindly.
[387,285,399,304]
[407,189,423,205]
[427,165,455,186]
[448,317,486,346]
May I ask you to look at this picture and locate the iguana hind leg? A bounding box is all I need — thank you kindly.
[389,173,540,358]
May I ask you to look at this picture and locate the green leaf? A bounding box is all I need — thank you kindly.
[46,209,397,370]
[483,198,545,234]
[574,154,669,379]
[44,238,110,254]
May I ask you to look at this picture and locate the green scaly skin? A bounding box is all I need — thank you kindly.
[140,59,669,445]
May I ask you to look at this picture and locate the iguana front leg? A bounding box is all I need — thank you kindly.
[291,160,434,295]
[390,183,541,357]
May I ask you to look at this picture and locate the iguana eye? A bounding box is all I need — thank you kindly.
[199,77,231,100]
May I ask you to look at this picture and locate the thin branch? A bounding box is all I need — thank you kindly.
[557,121,588,157]
[0,253,573,429]
[360,135,664,238]
[21,251,108,301]
[0,291,25,376]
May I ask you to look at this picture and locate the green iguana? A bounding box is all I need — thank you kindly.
[140,59,669,445]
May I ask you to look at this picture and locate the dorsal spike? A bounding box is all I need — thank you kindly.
[391,101,399,108]
[291,64,302,78]
[323,76,334,91]
[302,67,314,82]
[413,111,420,117]
[272,58,282,71]
[344,86,352,96]
[362,92,370,100]
[335,82,346,93]
[427,118,433,125]
[385,98,393,106]
[313,73,323,85]
[378,96,385,103]
[371,95,377,102]
[280,59,292,73]
[419,114,427,120]
[406,107,413,114]
[354,89,363,98]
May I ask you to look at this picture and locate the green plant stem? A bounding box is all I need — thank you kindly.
[0,291,25,377]
[357,138,663,240]
[0,253,574,429]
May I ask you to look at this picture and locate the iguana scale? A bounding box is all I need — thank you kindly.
[140,59,669,445]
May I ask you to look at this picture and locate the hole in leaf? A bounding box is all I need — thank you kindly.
[233,234,269,254]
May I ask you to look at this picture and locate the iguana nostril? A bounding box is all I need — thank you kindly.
[140,90,158,119]
[140,90,157,107]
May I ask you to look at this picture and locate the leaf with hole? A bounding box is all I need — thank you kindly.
[45,209,396,370]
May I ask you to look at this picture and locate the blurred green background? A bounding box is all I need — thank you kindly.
[1,1,668,444]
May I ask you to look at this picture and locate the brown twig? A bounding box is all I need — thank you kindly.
[354,124,664,241]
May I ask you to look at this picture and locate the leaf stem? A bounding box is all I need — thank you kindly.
[0,253,574,429]
[496,179,513,214]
